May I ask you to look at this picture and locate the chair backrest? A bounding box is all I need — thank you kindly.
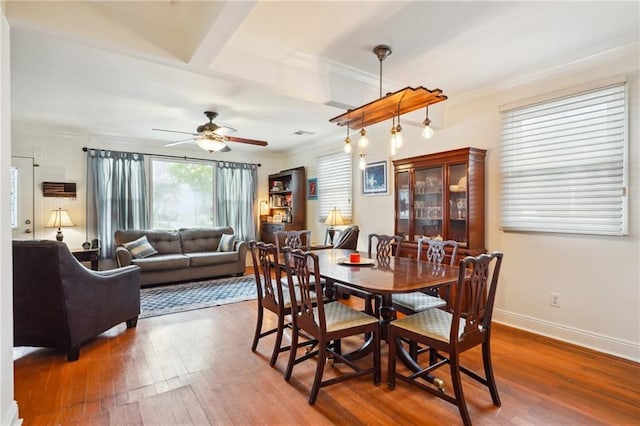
[368,233,403,259]
[249,241,283,310]
[451,252,504,344]
[417,237,459,266]
[274,230,311,254]
[333,225,360,250]
[283,248,326,333]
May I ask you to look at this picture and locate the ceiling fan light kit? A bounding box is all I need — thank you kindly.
[329,44,447,164]
[154,111,268,153]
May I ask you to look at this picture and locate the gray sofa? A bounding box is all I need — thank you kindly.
[115,227,247,287]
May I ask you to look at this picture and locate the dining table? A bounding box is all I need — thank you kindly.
[282,248,464,376]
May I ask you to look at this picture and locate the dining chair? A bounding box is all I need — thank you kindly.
[274,229,311,254]
[388,251,504,426]
[367,233,402,258]
[392,238,459,315]
[249,241,316,367]
[282,248,381,405]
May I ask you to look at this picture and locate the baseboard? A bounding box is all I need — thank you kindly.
[493,309,640,362]
[2,400,22,426]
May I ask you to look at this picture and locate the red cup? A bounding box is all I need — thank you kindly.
[349,253,361,263]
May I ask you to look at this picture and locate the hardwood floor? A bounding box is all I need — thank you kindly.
[14,286,640,425]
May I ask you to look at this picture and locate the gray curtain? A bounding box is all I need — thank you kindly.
[216,161,257,241]
[87,149,148,258]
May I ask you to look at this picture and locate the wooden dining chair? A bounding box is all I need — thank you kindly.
[388,252,504,426]
[274,229,311,254]
[249,241,316,367]
[392,238,459,315]
[367,233,402,259]
[282,248,380,405]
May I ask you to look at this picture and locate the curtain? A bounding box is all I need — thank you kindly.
[87,149,148,258]
[216,161,257,241]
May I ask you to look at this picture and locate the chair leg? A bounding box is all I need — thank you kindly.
[409,341,419,360]
[251,306,264,352]
[284,324,299,382]
[67,346,80,362]
[373,327,381,385]
[387,330,397,389]
[270,313,285,366]
[308,342,327,405]
[450,354,472,426]
[126,316,138,328]
[482,339,501,406]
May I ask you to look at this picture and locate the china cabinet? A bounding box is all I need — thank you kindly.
[260,167,306,243]
[393,147,486,260]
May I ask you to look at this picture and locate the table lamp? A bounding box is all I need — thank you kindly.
[46,208,75,241]
[325,207,344,245]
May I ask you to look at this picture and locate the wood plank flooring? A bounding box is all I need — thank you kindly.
[14,284,640,425]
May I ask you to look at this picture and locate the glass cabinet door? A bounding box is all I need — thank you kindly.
[414,166,443,240]
[448,163,468,247]
[395,171,410,239]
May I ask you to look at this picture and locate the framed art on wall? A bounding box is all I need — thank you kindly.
[307,177,318,200]
[362,160,388,195]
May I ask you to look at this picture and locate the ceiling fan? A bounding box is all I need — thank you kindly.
[152,111,269,153]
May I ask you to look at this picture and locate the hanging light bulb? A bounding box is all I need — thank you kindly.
[421,105,434,139]
[358,111,368,149]
[358,151,366,170]
[395,104,403,148]
[390,113,397,155]
[343,122,352,153]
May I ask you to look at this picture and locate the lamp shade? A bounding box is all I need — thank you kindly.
[325,208,345,227]
[196,136,227,152]
[46,208,75,228]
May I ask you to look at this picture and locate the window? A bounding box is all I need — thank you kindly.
[317,152,352,222]
[500,80,628,236]
[150,158,215,229]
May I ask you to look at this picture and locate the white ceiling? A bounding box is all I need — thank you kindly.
[6,1,640,154]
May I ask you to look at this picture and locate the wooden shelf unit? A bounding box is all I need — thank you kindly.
[260,167,306,243]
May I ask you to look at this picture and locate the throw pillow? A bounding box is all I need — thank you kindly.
[217,234,237,252]
[123,235,158,259]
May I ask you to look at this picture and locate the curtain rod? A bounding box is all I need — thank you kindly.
[81,146,261,167]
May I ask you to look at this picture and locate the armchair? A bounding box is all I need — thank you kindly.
[13,240,141,361]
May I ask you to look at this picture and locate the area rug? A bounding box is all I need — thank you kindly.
[140,275,257,319]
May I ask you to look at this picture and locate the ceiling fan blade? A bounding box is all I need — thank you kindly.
[152,128,197,136]
[164,138,194,147]
[224,135,268,147]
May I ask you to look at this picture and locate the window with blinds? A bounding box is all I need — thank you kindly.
[317,152,352,222]
[500,82,628,236]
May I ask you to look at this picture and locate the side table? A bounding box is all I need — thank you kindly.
[71,248,100,270]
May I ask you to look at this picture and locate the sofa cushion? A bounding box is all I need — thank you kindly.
[186,252,239,267]
[179,227,234,253]
[122,235,158,259]
[217,234,236,252]
[131,254,190,272]
[115,230,182,255]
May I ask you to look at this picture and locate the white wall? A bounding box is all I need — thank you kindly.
[287,54,640,361]
[1,3,21,425]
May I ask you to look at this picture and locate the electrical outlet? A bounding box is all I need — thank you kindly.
[550,293,561,308]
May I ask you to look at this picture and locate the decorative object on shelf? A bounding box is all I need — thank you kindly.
[325,207,345,245]
[82,241,91,250]
[307,177,318,200]
[330,44,447,168]
[272,214,284,223]
[45,208,75,241]
[362,160,388,195]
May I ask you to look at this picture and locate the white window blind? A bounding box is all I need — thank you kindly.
[500,82,628,236]
[317,152,352,222]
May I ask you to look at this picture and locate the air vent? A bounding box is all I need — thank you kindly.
[293,130,315,136]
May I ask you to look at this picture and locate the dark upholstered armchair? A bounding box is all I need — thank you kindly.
[13,240,141,361]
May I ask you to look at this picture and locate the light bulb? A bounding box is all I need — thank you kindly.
[358,152,366,170]
[358,128,369,148]
[390,128,397,155]
[421,124,434,139]
[395,125,403,148]
[344,136,352,153]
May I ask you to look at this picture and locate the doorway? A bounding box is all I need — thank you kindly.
[11,156,34,240]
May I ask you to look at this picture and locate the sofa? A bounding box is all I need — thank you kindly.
[13,240,141,361]
[115,227,247,287]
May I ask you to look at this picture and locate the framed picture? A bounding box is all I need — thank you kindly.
[362,160,388,195]
[307,177,318,200]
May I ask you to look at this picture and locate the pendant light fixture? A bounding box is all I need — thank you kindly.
[394,103,403,148]
[343,118,352,153]
[421,105,434,139]
[390,113,397,155]
[358,111,368,149]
